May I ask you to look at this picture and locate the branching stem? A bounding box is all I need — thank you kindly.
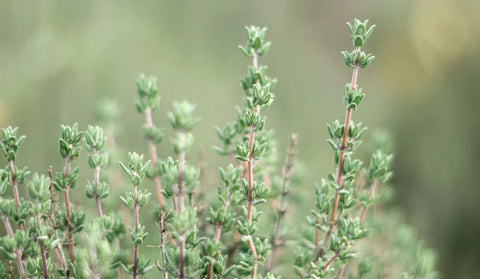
[265,134,297,274]
[322,246,343,273]
[339,179,380,277]
[207,186,233,278]
[316,48,360,260]
[36,215,49,279]
[319,178,381,274]
[1,214,26,279]
[157,212,169,279]
[48,166,69,277]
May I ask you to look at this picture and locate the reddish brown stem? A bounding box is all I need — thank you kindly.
[145,107,165,208]
[48,166,55,213]
[1,214,26,279]
[316,50,360,260]
[322,251,340,272]
[360,179,379,223]
[207,222,223,279]
[209,51,261,278]
[172,195,178,212]
[246,126,256,222]
[207,264,213,279]
[8,161,22,231]
[93,166,104,217]
[47,166,69,277]
[36,216,49,279]
[1,215,14,244]
[157,212,169,279]
[326,108,353,231]
[8,161,20,210]
[207,184,234,279]
[52,247,63,270]
[248,235,259,279]
[179,238,186,279]
[321,179,381,275]
[265,134,297,274]
[64,189,74,262]
[246,51,260,279]
[14,250,25,277]
[177,151,185,213]
[335,179,381,278]
[47,218,68,277]
[247,51,260,222]
[175,131,187,278]
[214,222,222,243]
[63,157,75,264]
[320,243,348,274]
[133,185,139,279]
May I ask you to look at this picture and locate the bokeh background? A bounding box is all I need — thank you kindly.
[0,1,479,278]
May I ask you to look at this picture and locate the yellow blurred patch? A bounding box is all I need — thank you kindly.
[409,0,477,74]
[377,39,430,99]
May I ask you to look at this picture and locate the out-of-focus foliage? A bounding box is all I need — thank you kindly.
[0,1,479,278]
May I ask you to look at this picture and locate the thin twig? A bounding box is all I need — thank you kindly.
[36,215,49,279]
[177,140,185,213]
[321,244,347,273]
[359,179,379,223]
[48,166,69,277]
[316,48,360,260]
[8,160,22,231]
[265,134,298,274]
[207,184,234,278]
[115,239,126,279]
[93,165,104,217]
[1,214,26,279]
[63,156,75,264]
[336,265,347,279]
[144,106,165,208]
[48,166,56,216]
[179,237,186,279]
[319,178,381,275]
[246,51,260,279]
[156,211,169,279]
[133,185,140,279]
[175,130,187,279]
[339,179,381,277]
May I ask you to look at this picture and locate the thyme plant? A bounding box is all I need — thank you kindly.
[55,123,85,275]
[158,100,202,278]
[292,19,380,277]
[84,125,109,217]
[119,152,152,278]
[136,76,165,208]
[0,19,438,279]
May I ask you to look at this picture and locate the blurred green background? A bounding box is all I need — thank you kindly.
[0,1,479,278]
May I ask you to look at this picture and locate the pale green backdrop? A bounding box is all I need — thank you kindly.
[1,1,479,278]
